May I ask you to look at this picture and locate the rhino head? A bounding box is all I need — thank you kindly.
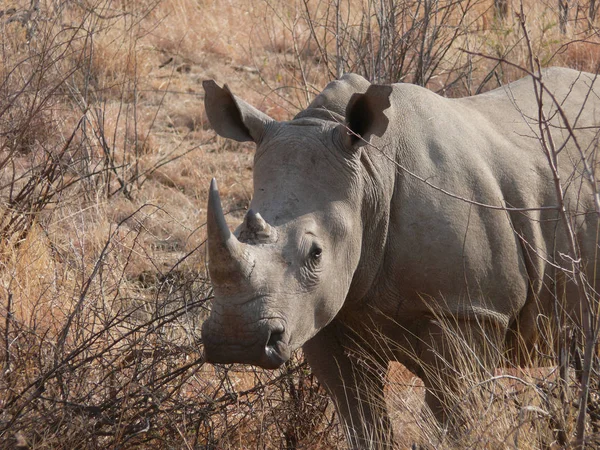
[201,76,392,369]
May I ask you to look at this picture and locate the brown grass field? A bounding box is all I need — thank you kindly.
[2,0,600,448]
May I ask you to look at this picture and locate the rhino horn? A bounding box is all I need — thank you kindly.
[207,178,253,286]
[244,209,272,238]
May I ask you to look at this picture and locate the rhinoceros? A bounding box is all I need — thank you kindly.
[201,67,599,447]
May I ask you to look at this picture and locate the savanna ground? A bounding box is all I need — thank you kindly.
[2,0,600,448]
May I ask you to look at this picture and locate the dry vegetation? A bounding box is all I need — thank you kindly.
[1,0,600,448]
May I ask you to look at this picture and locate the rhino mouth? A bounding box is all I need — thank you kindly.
[202,318,291,369]
[264,327,289,368]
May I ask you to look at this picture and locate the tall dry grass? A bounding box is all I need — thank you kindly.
[381,316,594,449]
[1,0,600,448]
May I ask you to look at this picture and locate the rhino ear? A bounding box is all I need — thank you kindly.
[203,80,274,143]
[341,84,392,150]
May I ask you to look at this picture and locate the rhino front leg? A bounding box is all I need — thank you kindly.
[303,320,393,449]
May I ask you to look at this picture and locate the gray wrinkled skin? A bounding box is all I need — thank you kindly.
[201,68,600,448]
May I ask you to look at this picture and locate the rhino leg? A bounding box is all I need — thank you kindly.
[417,318,505,430]
[303,320,393,449]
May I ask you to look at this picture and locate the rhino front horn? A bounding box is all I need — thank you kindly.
[207,178,253,286]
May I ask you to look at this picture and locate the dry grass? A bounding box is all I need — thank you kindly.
[1,0,600,448]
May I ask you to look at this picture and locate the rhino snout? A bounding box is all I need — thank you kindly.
[202,318,290,369]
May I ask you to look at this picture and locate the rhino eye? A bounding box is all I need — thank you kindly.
[310,246,322,261]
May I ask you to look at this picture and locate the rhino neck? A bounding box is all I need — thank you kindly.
[293,108,345,123]
[294,73,372,123]
[343,136,398,310]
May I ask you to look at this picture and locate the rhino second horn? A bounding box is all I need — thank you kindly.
[207,178,253,285]
[245,209,272,238]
